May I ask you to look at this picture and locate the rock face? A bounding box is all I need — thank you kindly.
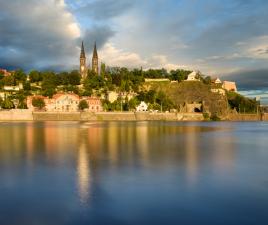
[144,81,229,117]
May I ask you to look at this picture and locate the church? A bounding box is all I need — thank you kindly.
[80,41,99,80]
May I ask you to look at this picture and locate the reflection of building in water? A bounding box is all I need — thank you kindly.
[107,124,119,164]
[211,132,235,171]
[185,126,199,185]
[136,123,149,165]
[77,139,91,204]
[26,123,34,167]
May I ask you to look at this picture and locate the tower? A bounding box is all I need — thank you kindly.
[80,41,87,80]
[92,42,99,75]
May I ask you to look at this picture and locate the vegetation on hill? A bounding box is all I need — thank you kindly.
[227,92,259,113]
[0,66,260,115]
[142,81,229,116]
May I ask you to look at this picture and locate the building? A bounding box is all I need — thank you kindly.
[92,42,99,75]
[3,83,23,92]
[136,101,148,112]
[80,41,87,80]
[27,93,103,112]
[222,81,237,92]
[0,69,11,77]
[84,97,103,112]
[212,78,222,84]
[50,93,80,112]
[80,41,99,78]
[186,71,200,81]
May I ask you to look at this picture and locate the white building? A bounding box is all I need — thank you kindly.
[187,71,200,81]
[136,101,148,112]
[213,78,222,84]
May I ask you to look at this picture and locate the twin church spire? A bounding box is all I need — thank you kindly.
[80,41,99,80]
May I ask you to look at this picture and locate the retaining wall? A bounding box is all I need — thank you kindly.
[0,110,33,121]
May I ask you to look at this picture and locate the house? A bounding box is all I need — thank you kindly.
[0,69,11,77]
[107,91,119,103]
[106,91,136,103]
[3,83,23,92]
[186,71,200,81]
[212,78,222,84]
[50,93,80,112]
[136,101,148,112]
[27,93,103,112]
[222,81,237,92]
[83,97,103,112]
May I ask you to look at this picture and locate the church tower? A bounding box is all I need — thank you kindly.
[92,42,99,75]
[80,41,87,80]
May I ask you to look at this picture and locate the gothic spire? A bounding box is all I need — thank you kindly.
[80,41,85,58]
[93,41,98,58]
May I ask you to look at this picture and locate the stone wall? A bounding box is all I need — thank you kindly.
[261,113,268,121]
[33,112,80,121]
[0,110,33,121]
[3,111,268,122]
[227,113,261,121]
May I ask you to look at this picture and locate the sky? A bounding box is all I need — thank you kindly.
[0,0,268,94]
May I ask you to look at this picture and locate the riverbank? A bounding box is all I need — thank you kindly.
[0,110,267,121]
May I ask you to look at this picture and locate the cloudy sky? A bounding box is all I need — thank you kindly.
[0,0,268,92]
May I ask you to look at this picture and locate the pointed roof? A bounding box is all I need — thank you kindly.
[80,41,85,58]
[93,42,98,58]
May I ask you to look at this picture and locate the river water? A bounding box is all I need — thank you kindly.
[0,121,268,225]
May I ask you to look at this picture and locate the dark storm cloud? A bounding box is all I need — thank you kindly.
[222,69,268,90]
[82,26,115,53]
[0,0,80,70]
[0,0,115,71]
[78,0,136,20]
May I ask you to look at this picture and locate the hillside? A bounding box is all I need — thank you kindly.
[143,81,229,117]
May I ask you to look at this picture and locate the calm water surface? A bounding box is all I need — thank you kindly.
[0,121,268,225]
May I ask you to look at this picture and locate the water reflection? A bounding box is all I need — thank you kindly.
[185,126,199,185]
[77,129,91,204]
[2,121,264,225]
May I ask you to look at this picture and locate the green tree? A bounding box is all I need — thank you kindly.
[1,98,14,109]
[2,75,16,86]
[29,70,42,83]
[78,100,89,111]
[41,71,57,97]
[69,70,81,85]
[203,76,212,85]
[32,97,45,110]
[128,97,140,111]
[100,62,106,77]
[0,96,3,106]
[14,69,26,82]
[0,71,4,80]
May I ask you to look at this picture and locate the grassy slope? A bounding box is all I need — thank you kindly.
[143,81,229,116]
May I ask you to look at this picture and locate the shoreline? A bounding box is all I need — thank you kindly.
[0,110,267,122]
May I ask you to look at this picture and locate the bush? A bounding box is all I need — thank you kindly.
[210,114,221,121]
[203,113,210,120]
[32,97,45,110]
[78,100,89,111]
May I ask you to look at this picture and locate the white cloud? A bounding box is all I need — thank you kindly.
[100,44,190,71]
[99,43,147,68]
[0,0,81,69]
